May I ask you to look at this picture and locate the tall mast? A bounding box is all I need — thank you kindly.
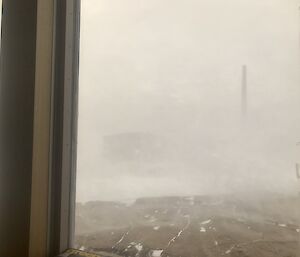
[241,65,247,117]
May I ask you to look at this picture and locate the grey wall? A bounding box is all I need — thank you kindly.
[0,0,37,256]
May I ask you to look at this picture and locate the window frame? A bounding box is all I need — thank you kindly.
[48,0,81,254]
[29,0,80,256]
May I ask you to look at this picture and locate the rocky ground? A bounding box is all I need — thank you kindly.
[75,194,300,257]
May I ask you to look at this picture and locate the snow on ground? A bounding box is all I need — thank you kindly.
[278,223,287,227]
[151,250,163,257]
[112,228,131,249]
[166,215,191,248]
[135,243,143,252]
[149,216,157,222]
[200,227,206,233]
[201,219,212,225]
[225,246,234,255]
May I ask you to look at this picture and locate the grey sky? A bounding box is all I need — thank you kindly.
[76,0,300,202]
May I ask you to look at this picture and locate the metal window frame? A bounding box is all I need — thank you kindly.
[29,0,80,256]
[50,0,81,254]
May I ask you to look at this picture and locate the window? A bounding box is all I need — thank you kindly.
[75,1,300,257]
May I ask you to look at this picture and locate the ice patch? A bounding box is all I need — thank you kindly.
[149,216,157,222]
[135,243,143,252]
[225,246,234,254]
[200,227,206,232]
[166,217,191,248]
[214,241,218,246]
[278,224,287,227]
[79,246,85,251]
[112,229,131,248]
[297,229,300,233]
[201,219,212,225]
[152,250,163,257]
[153,226,160,230]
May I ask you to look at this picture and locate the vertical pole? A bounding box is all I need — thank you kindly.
[298,7,300,54]
[242,65,247,117]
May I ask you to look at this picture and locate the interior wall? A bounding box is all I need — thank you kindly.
[0,0,37,256]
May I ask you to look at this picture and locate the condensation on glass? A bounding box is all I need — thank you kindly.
[75,1,300,257]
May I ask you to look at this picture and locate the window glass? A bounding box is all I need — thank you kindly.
[75,1,300,257]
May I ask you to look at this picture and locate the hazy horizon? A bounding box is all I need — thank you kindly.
[76,0,300,203]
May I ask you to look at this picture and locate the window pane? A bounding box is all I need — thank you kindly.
[75,1,300,257]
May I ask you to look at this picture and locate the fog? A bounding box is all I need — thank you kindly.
[76,0,300,203]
